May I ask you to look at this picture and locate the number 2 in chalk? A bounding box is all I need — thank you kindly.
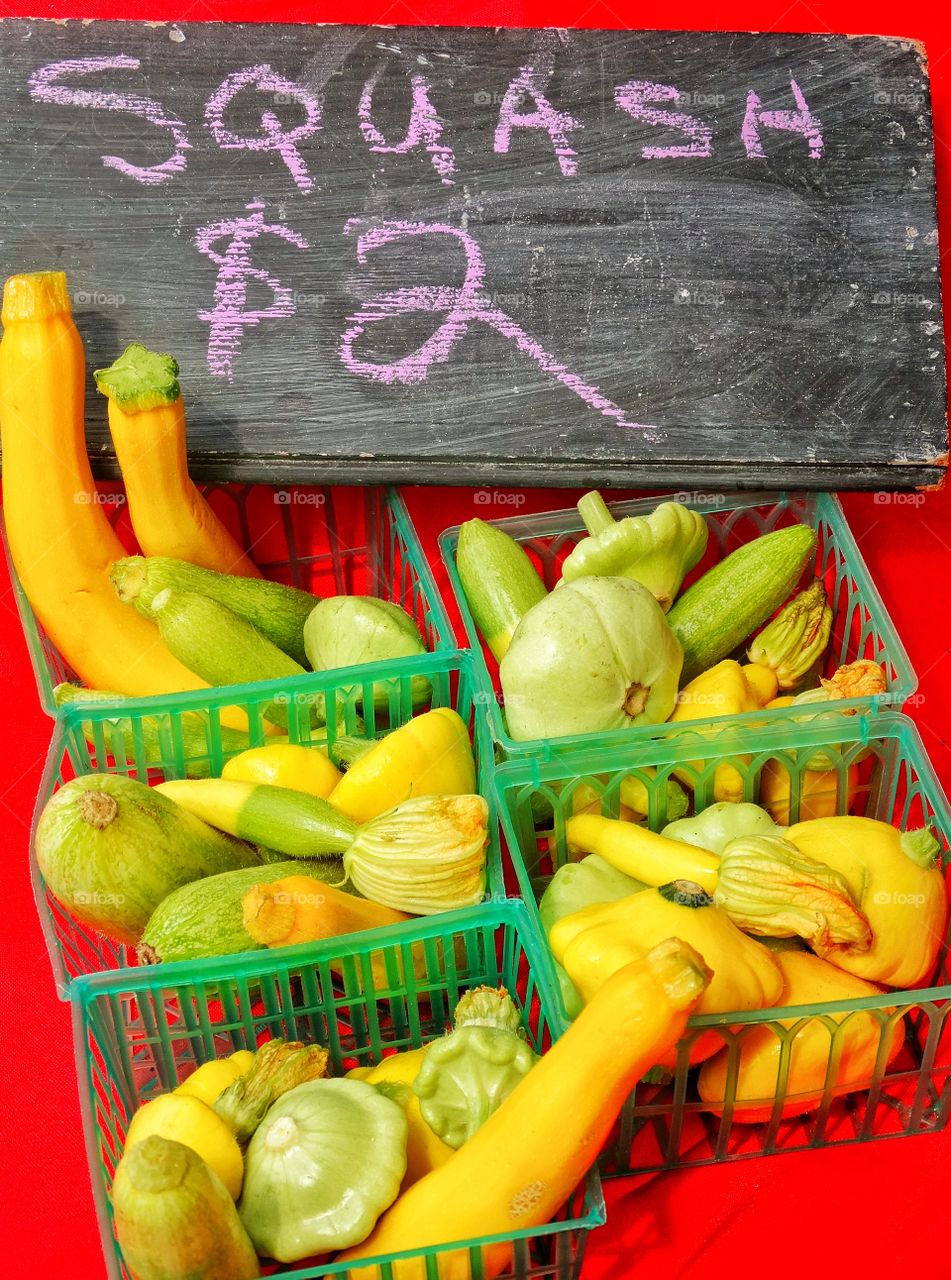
[194,203,655,435]
[339,219,655,434]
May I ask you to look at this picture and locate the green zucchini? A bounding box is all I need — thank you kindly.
[112,555,318,666]
[667,524,817,685]
[34,773,261,945]
[455,518,547,662]
[138,858,354,964]
[148,590,324,730]
[53,682,252,777]
[156,778,358,859]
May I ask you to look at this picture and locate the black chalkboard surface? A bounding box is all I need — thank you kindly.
[0,20,945,488]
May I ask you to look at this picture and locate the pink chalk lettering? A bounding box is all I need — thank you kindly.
[358,67,456,185]
[340,219,653,434]
[205,65,321,192]
[28,56,189,185]
[615,80,713,158]
[494,64,581,177]
[195,201,310,380]
[742,79,823,159]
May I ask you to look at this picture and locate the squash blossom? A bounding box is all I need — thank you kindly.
[342,793,489,914]
[566,812,871,950]
[747,580,833,691]
[785,816,948,987]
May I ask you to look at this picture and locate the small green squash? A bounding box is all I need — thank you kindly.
[239,1078,407,1261]
[35,774,260,945]
[112,1135,259,1280]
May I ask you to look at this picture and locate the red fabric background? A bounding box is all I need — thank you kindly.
[0,0,949,1275]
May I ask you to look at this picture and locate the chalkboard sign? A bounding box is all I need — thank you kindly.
[0,20,945,488]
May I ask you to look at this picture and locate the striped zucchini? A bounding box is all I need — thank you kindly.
[667,524,818,685]
[137,858,354,964]
[147,590,324,729]
[112,555,317,666]
[455,518,547,662]
[156,778,357,859]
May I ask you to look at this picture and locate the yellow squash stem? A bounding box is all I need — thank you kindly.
[242,876,410,947]
[242,876,426,989]
[95,343,260,577]
[566,813,720,893]
[0,274,215,703]
[337,938,711,1280]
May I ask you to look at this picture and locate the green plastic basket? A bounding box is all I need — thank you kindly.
[33,651,498,998]
[492,710,951,1174]
[72,898,604,1280]
[5,482,454,717]
[439,490,916,759]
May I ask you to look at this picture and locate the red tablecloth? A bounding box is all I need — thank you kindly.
[1,0,949,1275]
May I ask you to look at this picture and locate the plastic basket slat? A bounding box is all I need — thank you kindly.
[5,484,454,719]
[493,710,951,1174]
[31,650,497,996]
[72,900,605,1280]
[439,490,917,760]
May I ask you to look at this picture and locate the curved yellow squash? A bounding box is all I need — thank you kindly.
[105,390,261,578]
[0,272,212,702]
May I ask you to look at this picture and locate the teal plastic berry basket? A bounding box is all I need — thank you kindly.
[492,710,951,1174]
[72,898,604,1280]
[439,490,916,760]
[33,651,498,998]
[5,482,454,718]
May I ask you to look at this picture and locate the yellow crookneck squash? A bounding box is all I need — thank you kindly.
[337,938,711,1280]
[548,879,783,1066]
[0,273,213,702]
[698,949,906,1122]
[785,815,948,987]
[94,342,261,577]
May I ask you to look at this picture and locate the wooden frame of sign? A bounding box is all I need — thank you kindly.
[0,20,945,488]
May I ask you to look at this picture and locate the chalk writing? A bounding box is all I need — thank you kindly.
[358,66,456,184]
[205,64,321,192]
[494,63,581,177]
[615,80,714,158]
[742,78,823,159]
[340,219,653,433]
[195,200,310,378]
[28,55,190,185]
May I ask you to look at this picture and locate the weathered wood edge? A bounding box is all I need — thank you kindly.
[81,453,948,491]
